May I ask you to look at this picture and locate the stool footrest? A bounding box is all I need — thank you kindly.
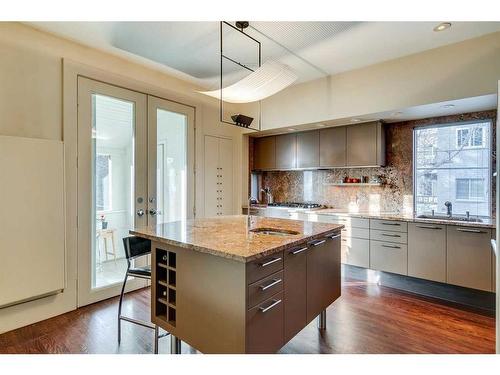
[119,315,155,330]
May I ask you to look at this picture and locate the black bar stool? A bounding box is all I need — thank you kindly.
[118,236,169,353]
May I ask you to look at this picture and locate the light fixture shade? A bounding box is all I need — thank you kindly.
[200,61,297,103]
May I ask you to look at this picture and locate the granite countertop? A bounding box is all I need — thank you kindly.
[244,205,495,228]
[130,215,343,263]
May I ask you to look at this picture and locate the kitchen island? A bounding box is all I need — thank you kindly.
[131,215,343,354]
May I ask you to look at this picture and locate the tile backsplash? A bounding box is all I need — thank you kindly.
[256,110,497,215]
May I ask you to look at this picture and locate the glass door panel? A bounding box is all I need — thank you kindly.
[92,94,134,288]
[148,97,195,226]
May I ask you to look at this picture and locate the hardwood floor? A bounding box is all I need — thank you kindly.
[0,277,495,354]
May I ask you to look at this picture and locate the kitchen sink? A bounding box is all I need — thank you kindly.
[416,214,483,223]
[249,227,300,236]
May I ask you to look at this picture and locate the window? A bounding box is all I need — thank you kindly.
[96,154,112,212]
[456,127,484,148]
[456,178,485,201]
[414,120,491,218]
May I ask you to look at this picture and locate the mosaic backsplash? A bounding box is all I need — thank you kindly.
[257,110,497,215]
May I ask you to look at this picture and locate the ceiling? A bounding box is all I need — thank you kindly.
[29,21,500,89]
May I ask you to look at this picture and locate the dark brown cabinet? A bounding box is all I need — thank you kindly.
[346,122,385,167]
[306,234,341,322]
[247,291,284,354]
[284,245,307,342]
[275,133,297,169]
[253,136,276,170]
[297,130,319,168]
[319,127,346,167]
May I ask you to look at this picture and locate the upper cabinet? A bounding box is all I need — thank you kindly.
[253,136,276,170]
[252,122,385,171]
[297,131,319,168]
[346,122,385,167]
[275,134,297,169]
[319,127,346,168]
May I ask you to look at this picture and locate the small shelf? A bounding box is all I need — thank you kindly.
[157,297,176,308]
[324,182,383,187]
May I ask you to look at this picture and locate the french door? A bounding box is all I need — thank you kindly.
[77,77,194,306]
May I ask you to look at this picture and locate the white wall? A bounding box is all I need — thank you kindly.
[0,22,244,333]
[253,32,500,130]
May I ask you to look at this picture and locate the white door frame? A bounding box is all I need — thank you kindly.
[63,60,198,308]
[77,77,149,306]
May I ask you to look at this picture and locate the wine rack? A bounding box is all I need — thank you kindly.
[155,249,177,327]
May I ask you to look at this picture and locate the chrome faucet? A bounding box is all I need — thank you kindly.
[444,201,452,217]
[261,187,273,204]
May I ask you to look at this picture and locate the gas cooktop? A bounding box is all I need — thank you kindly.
[268,202,323,209]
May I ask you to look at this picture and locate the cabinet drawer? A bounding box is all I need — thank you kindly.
[342,226,369,239]
[370,241,408,275]
[370,219,407,232]
[248,270,284,309]
[247,291,284,353]
[370,229,407,244]
[247,252,284,285]
[313,214,369,229]
[341,237,369,268]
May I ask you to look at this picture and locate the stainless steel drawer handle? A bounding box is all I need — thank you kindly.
[382,244,401,249]
[290,247,307,255]
[312,239,327,246]
[259,257,282,267]
[416,225,442,230]
[326,233,341,240]
[260,278,282,291]
[457,228,486,233]
[382,233,401,237]
[259,299,282,313]
[381,222,400,226]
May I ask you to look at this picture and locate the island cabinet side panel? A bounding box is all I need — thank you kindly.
[306,232,342,323]
[152,241,247,354]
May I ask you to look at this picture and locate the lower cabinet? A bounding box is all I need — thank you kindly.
[306,233,341,322]
[341,237,369,268]
[370,241,408,275]
[247,291,284,354]
[284,244,307,342]
[408,223,446,282]
[447,226,492,292]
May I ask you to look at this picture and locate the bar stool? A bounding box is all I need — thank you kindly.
[118,236,169,353]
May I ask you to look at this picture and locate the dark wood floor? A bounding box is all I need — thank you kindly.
[0,277,495,354]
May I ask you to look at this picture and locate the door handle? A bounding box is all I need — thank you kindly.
[137,209,145,217]
[259,257,281,267]
[149,209,157,216]
[259,278,282,291]
[290,247,307,255]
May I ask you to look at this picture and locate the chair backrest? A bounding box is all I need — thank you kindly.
[122,236,151,260]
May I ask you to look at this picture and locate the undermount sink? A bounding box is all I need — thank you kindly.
[417,214,483,223]
[249,227,300,236]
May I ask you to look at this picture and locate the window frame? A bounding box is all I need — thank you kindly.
[455,126,485,149]
[455,178,486,202]
[412,119,493,217]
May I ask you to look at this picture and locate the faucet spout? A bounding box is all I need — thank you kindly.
[444,201,452,217]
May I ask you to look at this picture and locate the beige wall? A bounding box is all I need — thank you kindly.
[0,22,244,333]
[258,32,500,130]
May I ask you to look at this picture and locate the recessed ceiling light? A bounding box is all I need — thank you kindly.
[391,112,403,116]
[316,124,326,127]
[442,104,456,109]
[287,128,296,131]
[433,22,452,32]
[351,118,362,123]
